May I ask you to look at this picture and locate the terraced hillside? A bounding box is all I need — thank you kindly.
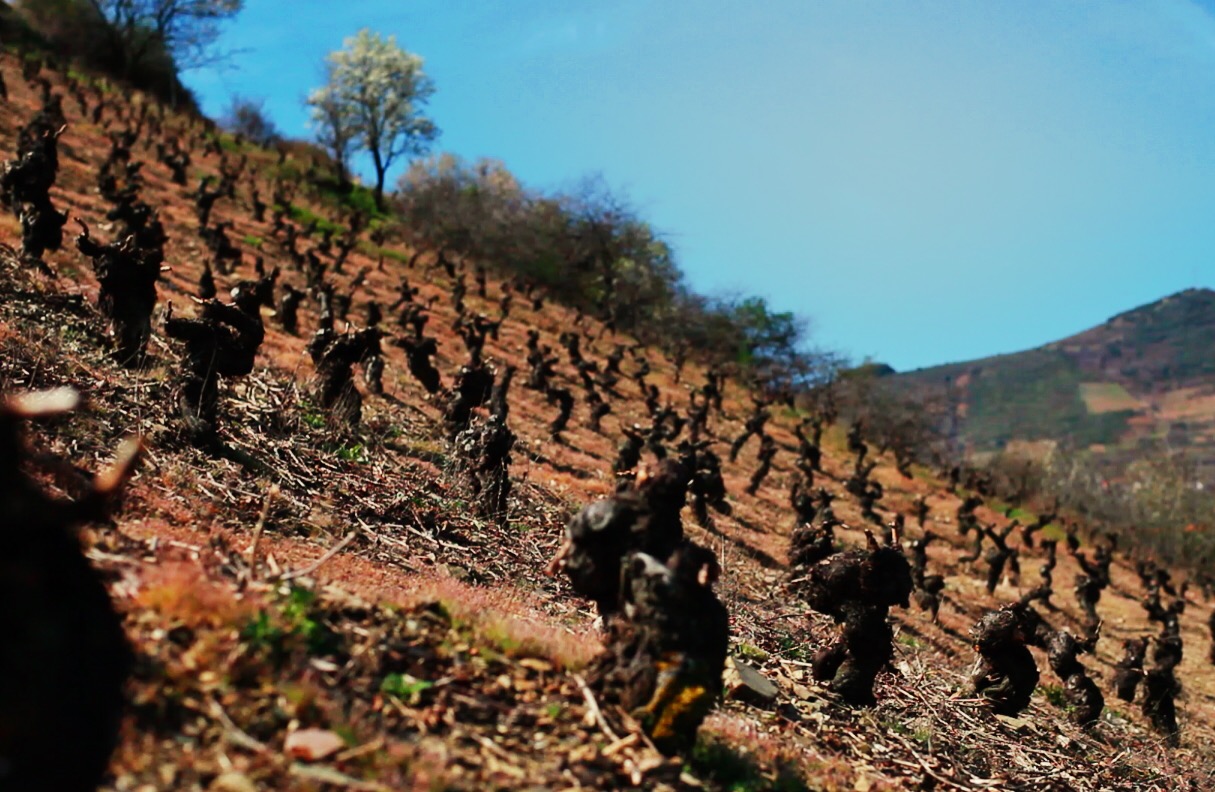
[893,289,1215,473]
[3,52,1215,790]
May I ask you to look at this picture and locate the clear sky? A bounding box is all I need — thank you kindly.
[185,1,1215,372]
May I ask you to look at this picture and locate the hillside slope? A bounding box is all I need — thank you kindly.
[894,289,1215,470]
[2,53,1214,790]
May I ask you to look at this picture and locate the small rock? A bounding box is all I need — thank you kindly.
[309,657,340,673]
[724,657,778,704]
[437,562,472,583]
[994,714,1035,732]
[284,728,346,762]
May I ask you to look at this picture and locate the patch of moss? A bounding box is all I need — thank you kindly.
[735,643,770,662]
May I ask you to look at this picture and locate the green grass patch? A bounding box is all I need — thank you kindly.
[217,133,247,153]
[380,424,404,440]
[239,610,283,652]
[66,68,95,87]
[284,203,345,236]
[1079,382,1140,414]
[269,160,305,182]
[1039,523,1066,542]
[686,737,809,792]
[380,246,411,263]
[986,498,1011,515]
[242,234,263,249]
[358,240,411,263]
[774,634,813,664]
[380,673,434,704]
[301,411,325,429]
[240,585,339,663]
[319,181,384,219]
[1039,684,1067,708]
[885,718,932,747]
[333,443,368,463]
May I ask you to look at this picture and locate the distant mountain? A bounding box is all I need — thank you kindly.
[892,288,1215,474]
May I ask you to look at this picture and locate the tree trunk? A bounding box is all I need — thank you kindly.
[335,158,350,191]
[371,147,386,210]
[373,170,386,210]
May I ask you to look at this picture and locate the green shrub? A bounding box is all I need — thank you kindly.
[240,586,339,663]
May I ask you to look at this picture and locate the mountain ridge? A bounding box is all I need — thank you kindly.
[891,287,1215,470]
[894,287,1214,374]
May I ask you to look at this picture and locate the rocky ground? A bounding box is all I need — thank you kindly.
[2,52,1214,790]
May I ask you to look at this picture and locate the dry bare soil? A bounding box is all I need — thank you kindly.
[2,55,1214,791]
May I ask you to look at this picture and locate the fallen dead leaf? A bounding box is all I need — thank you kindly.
[284,728,346,762]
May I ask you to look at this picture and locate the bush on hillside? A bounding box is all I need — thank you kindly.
[979,445,1215,571]
[394,154,839,386]
[220,95,279,147]
[828,363,951,465]
[15,0,242,110]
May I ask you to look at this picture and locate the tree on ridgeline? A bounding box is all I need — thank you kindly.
[85,0,243,70]
[308,28,438,208]
[727,295,804,376]
[220,95,278,146]
[18,0,243,105]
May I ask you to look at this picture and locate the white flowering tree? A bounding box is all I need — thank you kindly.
[307,85,357,188]
[307,29,439,208]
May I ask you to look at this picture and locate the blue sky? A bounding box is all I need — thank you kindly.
[186,1,1215,371]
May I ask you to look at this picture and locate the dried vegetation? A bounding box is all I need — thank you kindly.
[0,52,1213,791]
